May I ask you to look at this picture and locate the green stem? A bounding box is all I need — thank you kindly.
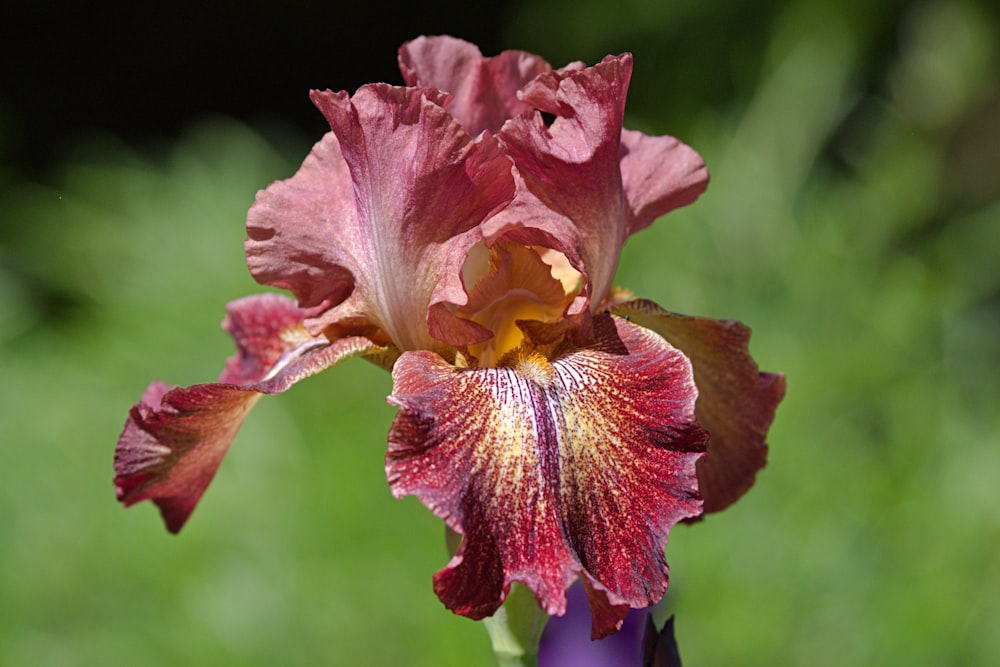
[444,528,548,667]
[483,582,548,667]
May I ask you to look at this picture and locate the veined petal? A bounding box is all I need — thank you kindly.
[246,84,515,352]
[115,383,263,534]
[399,35,552,137]
[619,129,709,236]
[611,299,786,513]
[114,294,377,533]
[386,315,706,638]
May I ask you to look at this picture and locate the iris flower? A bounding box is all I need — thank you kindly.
[114,36,783,639]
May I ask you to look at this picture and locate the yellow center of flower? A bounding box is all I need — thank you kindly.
[459,240,581,368]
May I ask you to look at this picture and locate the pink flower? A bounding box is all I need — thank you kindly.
[114,36,784,639]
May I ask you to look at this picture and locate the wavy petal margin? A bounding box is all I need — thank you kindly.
[386,315,706,638]
[398,35,552,137]
[246,84,515,352]
[114,294,377,533]
[610,299,785,513]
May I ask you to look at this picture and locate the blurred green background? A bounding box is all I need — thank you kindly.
[2,0,998,665]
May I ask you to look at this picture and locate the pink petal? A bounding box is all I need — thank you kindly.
[488,54,632,313]
[482,54,711,316]
[244,132,357,326]
[619,129,709,235]
[611,299,786,513]
[386,314,706,638]
[114,294,376,533]
[399,35,552,137]
[246,84,515,352]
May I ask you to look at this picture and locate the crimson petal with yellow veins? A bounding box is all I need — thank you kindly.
[386,315,707,639]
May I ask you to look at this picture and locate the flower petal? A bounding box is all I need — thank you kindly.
[386,315,705,637]
[611,299,786,513]
[491,55,632,311]
[619,129,709,236]
[115,383,262,534]
[246,84,515,352]
[399,35,552,137]
[244,132,357,326]
[114,294,377,533]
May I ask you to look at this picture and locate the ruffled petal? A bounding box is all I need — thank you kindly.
[611,299,786,513]
[244,133,358,326]
[114,294,377,533]
[386,314,705,638]
[246,84,515,352]
[490,55,632,312]
[619,129,709,235]
[399,35,552,137]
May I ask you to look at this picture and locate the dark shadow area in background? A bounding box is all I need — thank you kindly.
[1,1,510,172]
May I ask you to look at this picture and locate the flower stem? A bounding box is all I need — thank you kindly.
[483,582,548,667]
[444,527,548,667]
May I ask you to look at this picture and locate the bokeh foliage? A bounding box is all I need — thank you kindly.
[2,0,998,664]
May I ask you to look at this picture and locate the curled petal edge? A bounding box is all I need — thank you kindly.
[398,35,553,137]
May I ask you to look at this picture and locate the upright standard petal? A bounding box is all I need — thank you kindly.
[114,294,377,532]
[386,315,706,638]
[246,84,516,353]
[490,55,632,312]
[399,35,552,137]
[477,54,710,321]
[611,299,785,513]
[619,129,709,236]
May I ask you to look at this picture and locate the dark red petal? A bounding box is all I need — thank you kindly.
[398,35,552,136]
[611,299,786,513]
[386,315,705,637]
[115,294,377,532]
[580,576,632,640]
[115,383,262,533]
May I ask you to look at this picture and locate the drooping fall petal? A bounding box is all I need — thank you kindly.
[610,299,785,513]
[398,35,552,137]
[386,314,706,638]
[246,84,515,353]
[114,294,377,532]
